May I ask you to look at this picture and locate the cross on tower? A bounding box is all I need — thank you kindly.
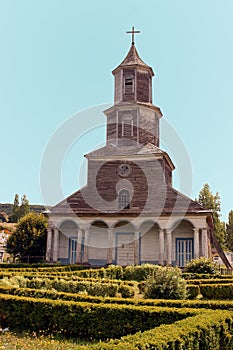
[126,26,140,45]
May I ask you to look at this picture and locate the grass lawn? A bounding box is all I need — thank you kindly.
[0,331,92,350]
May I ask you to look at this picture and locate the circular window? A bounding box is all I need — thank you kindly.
[117,164,131,177]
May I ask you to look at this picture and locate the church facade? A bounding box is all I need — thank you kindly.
[46,33,219,267]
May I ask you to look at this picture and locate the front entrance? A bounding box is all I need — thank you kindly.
[176,238,193,267]
[116,233,134,266]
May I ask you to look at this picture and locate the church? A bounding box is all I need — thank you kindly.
[46,28,229,268]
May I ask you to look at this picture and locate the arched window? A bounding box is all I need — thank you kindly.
[118,189,130,210]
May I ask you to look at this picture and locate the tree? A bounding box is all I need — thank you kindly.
[6,212,48,262]
[0,212,8,223]
[10,194,20,223]
[197,183,225,247]
[10,194,30,223]
[19,194,29,218]
[225,210,233,251]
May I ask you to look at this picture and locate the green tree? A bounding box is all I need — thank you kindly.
[10,194,20,223]
[6,212,47,262]
[225,210,233,251]
[19,194,29,218]
[10,194,30,223]
[197,183,225,247]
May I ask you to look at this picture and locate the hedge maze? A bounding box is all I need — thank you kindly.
[0,264,233,349]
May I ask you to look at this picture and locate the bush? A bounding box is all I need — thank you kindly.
[184,257,219,274]
[118,284,135,298]
[75,266,124,280]
[0,294,194,340]
[123,264,160,282]
[106,265,124,280]
[89,310,233,350]
[200,283,233,300]
[143,266,187,300]
[187,285,200,299]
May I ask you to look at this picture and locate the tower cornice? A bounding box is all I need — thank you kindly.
[104,102,163,117]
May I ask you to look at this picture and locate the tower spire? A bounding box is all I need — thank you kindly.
[126,26,140,45]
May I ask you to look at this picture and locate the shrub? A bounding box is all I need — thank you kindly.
[75,266,124,280]
[200,283,233,300]
[105,265,124,280]
[143,266,187,300]
[118,284,135,298]
[89,310,233,350]
[0,294,194,340]
[184,257,219,274]
[123,264,160,282]
[187,285,200,299]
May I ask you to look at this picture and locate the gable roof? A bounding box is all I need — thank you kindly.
[50,185,207,216]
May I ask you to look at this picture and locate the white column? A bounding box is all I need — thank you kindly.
[134,231,140,265]
[52,228,59,262]
[166,229,172,265]
[159,229,165,265]
[202,228,208,257]
[46,227,52,262]
[193,228,200,258]
[76,229,83,264]
[107,228,113,264]
[83,228,89,263]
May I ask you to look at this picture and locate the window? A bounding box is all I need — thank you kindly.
[176,238,193,267]
[124,75,134,94]
[118,189,130,210]
[122,114,133,138]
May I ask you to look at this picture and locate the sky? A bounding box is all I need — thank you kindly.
[0,0,233,222]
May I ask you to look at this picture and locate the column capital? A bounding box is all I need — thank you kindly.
[193,228,200,233]
[80,224,90,231]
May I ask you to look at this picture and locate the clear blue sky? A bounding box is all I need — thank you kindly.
[1,0,233,222]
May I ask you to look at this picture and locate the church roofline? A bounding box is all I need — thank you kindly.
[84,143,175,170]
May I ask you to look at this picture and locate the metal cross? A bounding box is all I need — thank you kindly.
[126,26,140,45]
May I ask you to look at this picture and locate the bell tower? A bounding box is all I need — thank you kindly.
[104,27,162,148]
[112,27,154,104]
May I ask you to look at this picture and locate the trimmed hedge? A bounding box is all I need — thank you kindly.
[187,278,233,285]
[183,272,231,280]
[2,286,233,310]
[0,276,137,298]
[186,284,200,299]
[200,283,233,300]
[86,310,233,349]
[0,264,89,271]
[0,294,195,340]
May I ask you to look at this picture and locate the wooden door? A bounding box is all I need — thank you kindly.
[116,233,134,266]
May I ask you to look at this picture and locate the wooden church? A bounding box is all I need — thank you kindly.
[46,28,230,268]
